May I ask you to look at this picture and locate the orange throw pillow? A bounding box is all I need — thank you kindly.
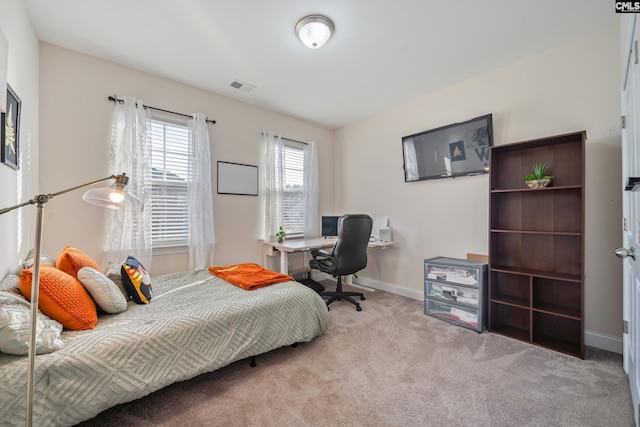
[56,246,101,279]
[19,265,98,330]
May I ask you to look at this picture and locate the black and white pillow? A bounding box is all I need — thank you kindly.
[121,256,152,304]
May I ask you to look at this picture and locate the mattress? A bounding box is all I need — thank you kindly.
[0,269,330,426]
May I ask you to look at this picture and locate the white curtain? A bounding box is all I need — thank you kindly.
[261,131,284,241]
[104,96,152,270]
[303,141,319,238]
[188,113,215,270]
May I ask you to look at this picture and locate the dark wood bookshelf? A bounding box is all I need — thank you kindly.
[488,131,585,358]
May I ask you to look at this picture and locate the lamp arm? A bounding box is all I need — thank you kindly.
[0,175,118,215]
[48,174,117,198]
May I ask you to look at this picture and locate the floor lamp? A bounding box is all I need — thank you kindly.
[0,173,143,427]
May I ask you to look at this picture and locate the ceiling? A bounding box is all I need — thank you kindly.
[24,0,618,129]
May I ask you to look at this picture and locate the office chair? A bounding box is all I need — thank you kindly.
[309,214,373,311]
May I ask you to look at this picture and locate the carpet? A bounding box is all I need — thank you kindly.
[77,282,634,426]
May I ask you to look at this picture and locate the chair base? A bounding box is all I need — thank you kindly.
[320,277,365,311]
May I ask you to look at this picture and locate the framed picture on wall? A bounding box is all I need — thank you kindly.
[1,84,20,170]
[217,161,258,196]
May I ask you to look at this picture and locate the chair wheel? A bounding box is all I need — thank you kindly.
[360,295,366,301]
[356,305,362,311]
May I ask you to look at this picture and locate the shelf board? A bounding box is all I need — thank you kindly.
[490,229,582,236]
[533,334,582,357]
[490,296,529,309]
[489,265,582,283]
[490,323,530,341]
[533,303,581,320]
[491,185,582,193]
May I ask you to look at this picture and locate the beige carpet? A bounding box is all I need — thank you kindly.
[77,282,634,427]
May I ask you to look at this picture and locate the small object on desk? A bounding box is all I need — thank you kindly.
[371,215,392,242]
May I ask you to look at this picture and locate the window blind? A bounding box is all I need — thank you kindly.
[282,143,304,235]
[149,119,190,247]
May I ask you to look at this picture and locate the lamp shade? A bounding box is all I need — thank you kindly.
[295,15,334,49]
[82,173,143,211]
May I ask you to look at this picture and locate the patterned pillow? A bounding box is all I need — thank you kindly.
[0,274,64,355]
[19,265,98,330]
[0,273,21,294]
[56,246,101,279]
[77,267,128,314]
[22,248,57,270]
[121,256,152,304]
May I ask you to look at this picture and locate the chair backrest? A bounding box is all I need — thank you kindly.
[331,214,373,276]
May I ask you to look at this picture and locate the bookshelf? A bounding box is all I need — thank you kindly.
[488,131,585,358]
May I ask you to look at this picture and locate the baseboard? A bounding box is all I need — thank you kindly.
[351,276,423,301]
[585,330,623,354]
[348,276,624,355]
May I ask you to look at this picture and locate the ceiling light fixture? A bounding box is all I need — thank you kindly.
[295,15,334,49]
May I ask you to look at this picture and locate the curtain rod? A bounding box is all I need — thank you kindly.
[282,137,308,145]
[107,95,216,124]
[261,132,308,145]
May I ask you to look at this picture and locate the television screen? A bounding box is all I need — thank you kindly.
[321,216,340,237]
[402,114,493,182]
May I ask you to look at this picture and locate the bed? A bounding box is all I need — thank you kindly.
[0,268,330,426]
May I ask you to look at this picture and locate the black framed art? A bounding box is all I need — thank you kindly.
[217,161,258,196]
[1,84,20,170]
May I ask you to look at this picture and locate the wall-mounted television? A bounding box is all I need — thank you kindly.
[401,114,493,182]
[321,216,340,237]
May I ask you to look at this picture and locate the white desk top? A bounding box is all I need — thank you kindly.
[262,237,395,275]
[264,237,395,252]
[266,237,336,253]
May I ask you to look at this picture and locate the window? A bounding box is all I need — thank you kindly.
[282,142,305,236]
[149,117,189,248]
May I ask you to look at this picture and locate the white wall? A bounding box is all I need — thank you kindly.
[38,43,334,276]
[0,0,39,277]
[334,26,623,349]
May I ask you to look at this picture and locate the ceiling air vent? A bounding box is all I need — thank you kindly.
[230,80,256,93]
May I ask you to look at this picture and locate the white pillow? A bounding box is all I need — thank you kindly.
[77,267,128,314]
[0,275,64,355]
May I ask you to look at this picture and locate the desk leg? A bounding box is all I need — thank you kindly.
[280,251,289,274]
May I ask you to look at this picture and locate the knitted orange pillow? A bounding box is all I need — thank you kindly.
[56,246,101,279]
[19,265,98,330]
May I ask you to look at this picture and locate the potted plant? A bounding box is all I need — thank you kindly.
[524,162,553,188]
[276,226,286,243]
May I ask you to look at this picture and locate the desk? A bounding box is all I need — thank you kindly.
[262,237,395,275]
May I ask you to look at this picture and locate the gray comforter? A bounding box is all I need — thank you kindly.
[0,269,330,426]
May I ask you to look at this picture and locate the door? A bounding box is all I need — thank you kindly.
[619,14,640,425]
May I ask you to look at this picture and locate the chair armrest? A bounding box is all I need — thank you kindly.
[310,248,331,258]
[309,249,337,274]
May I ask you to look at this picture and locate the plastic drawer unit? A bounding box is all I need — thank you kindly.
[424,257,488,332]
